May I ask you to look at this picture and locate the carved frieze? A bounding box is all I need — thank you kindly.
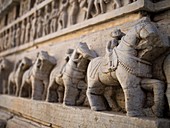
[0,0,170,122]
[0,0,142,52]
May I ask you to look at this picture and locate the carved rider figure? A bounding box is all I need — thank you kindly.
[106,28,124,71]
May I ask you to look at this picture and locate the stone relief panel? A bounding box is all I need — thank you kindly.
[0,0,141,52]
[0,13,170,119]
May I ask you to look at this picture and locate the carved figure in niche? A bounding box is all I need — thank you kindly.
[20,19,26,45]
[58,0,69,29]
[15,23,21,46]
[12,25,16,47]
[43,4,51,36]
[69,0,79,25]
[86,0,94,19]
[25,17,31,43]
[86,17,168,117]
[3,31,6,50]
[20,0,29,16]
[106,28,125,71]
[46,48,74,103]
[8,28,12,49]
[50,1,59,33]
[94,0,110,16]
[79,0,88,20]
[4,30,9,50]
[30,13,37,41]
[8,57,32,96]
[19,51,56,100]
[0,58,13,94]
[37,10,43,38]
[86,0,110,19]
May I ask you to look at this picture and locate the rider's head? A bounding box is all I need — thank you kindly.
[111,28,124,39]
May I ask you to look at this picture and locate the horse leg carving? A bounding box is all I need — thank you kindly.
[32,79,44,100]
[141,79,165,117]
[15,83,19,96]
[15,78,22,96]
[116,68,145,117]
[76,81,87,106]
[20,81,30,98]
[63,75,79,106]
[87,79,107,111]
[46,79,58,102]
[42,80,49,100]
[8,82,15,95]
[57,85,64,103]
[104,86,122,112]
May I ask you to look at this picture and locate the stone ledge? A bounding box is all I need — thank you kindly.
[0,95,169,128]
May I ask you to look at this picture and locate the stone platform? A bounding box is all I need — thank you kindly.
[0,95,169,128]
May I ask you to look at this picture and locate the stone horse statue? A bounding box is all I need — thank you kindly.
[0,58,13,94]
[46,42,97,106]
[8,57,32,96]
[86,17,169,117]
[19,51,56,100]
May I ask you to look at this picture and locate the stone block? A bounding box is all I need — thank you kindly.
[0,95,169,128]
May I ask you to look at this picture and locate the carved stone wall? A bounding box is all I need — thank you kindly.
[0,0,170,128]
